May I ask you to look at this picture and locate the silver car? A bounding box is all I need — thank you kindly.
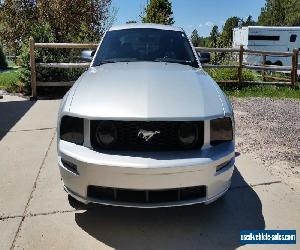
[57,23,235,208]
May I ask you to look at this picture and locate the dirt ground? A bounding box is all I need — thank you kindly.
[232,97,300,192]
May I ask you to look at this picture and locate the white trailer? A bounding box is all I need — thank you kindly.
[233,26,300,66]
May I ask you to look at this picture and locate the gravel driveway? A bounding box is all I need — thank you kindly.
[232,97,300,191]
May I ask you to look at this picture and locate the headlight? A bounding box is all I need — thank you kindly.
[95,121,118,148]
[60,116,84,145]
[210,117,233,146]
[178,122,199,148]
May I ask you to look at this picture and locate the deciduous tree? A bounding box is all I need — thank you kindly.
[0,0,36,55]
[0,0,113,54]
[37,0,112,42]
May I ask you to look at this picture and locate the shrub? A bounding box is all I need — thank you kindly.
[19,23,85,94]
[0,46,8,70]
[18,44,31,93]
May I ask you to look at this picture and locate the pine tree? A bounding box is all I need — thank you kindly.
[191,29,200,46]
[209,25,220,48]
[284,0,300,26]
[258,0,291,26]
[219,16,241,47]
[243,15,257,26]
[142,0,174,25]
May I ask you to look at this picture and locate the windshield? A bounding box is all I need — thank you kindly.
[93,28,198,68]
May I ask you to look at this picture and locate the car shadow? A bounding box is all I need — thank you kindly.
[0,99,36,140]
[73,167,265,250]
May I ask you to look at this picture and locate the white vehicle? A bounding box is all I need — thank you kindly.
[233,26,300,66]
[57,23,235,208]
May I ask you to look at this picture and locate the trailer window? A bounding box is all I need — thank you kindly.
[290,34,297,42]
[248,35,280,41]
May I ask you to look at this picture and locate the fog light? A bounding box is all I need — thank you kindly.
[61,159,78,175]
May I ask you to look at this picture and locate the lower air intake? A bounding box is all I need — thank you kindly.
[87,185,206,204]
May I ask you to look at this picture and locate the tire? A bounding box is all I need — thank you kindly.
[265,60,272,65]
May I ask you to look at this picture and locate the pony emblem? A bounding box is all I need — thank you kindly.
[138,129,160,141]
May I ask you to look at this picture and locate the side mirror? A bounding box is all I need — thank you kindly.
[81,50,96,62]
[197,52,211,64]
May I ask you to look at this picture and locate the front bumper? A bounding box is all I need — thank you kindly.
[58,140,235,208]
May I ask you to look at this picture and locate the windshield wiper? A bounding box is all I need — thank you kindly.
[154,58,192,66]
[95,58,138,66]
[99,60,118,65]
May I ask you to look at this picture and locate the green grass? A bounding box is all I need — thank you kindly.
[206,68,261,82]
[206,66,299,99]
[0,60,24,92]
[0,68,22,92]
[224,85,300,99]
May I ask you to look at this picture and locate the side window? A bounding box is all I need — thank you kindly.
[248,35,280,41]
[290,34,297,42]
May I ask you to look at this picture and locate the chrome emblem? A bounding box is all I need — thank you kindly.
[138,129,160,141]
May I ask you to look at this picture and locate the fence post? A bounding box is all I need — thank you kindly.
[29,37,37,100]
[292,48,299,86]
[238,45,244,85]
[262,55,266,82]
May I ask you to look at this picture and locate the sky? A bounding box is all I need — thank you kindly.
[111,0,266,37]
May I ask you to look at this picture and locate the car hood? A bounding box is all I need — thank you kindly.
[67,62,230,120]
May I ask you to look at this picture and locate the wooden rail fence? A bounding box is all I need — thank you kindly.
[29,37,98,98]
[195,45,299,86]
[29,37,299,98]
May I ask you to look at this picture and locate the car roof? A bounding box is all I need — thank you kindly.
[235,26,300,30]
[109,23,184,32]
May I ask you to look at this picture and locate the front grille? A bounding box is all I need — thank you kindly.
[87,186,206,204]
[90,121,204,151]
